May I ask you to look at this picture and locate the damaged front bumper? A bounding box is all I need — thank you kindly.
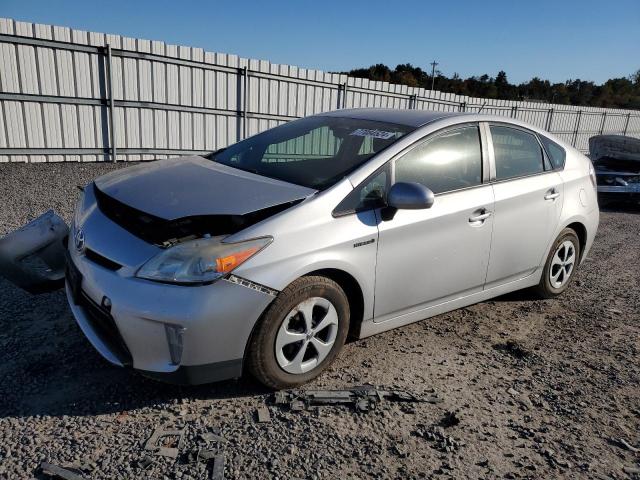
[1,202,277,385]
[65,238,275,384]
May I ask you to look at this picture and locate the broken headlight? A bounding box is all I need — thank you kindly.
[136,236,272,284]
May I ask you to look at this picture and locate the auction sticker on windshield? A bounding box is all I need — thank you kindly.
[350,128,397,139]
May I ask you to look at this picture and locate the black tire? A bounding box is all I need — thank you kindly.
[247,275,350,389]
[534,228,581,299]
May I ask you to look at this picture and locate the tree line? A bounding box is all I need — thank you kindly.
[343,64,640,110]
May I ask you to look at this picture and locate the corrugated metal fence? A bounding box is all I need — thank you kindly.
[1,17,639,163]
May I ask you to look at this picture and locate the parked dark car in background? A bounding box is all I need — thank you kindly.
[590,135,640,205]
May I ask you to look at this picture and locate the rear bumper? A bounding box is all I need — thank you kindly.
[597,184,640,195]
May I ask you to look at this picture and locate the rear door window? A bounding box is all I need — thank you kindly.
[490,125,545,180]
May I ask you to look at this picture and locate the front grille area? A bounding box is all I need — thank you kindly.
[85,248,122,271]
[93,183,171,246]
[78,291,132,366]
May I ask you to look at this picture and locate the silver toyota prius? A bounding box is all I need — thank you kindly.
[63,109,599,388]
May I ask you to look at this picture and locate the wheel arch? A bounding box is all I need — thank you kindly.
[565,221,587,261]
[241,266,367,371]
[303,268,365,341]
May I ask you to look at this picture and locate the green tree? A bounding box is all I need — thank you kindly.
[342,64,640,109]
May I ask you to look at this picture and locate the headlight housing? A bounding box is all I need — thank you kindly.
[136,236,272,284]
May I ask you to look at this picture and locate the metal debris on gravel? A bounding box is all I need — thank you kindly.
[136,455,154,470]
[184,428,228,479]
[609,437,640,453]
[256,406,271,423]
[39,462,85,480]
[274,386,442,412]
[143,426,185,459]
[211,453,226,480]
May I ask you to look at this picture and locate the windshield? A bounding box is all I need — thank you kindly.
[207,116,414,190]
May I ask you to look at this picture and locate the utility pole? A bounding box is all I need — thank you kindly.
[430,60,438,91]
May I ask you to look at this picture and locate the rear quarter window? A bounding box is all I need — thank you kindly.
[539,135,566,169]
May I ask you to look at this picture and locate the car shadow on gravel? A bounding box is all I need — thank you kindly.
[490,288,543,303]
[0,278,271,420]
[0,276,560,420]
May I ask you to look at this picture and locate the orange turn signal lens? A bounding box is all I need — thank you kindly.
[215,246,260,273]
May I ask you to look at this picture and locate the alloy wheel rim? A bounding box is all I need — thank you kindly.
[549,240,576,289]
[275,297,339,374]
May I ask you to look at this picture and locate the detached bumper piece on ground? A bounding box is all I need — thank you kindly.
[0,210,68,294]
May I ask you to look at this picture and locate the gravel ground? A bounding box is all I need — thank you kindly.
[0,163,639,480]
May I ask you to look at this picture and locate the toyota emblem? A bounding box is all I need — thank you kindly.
[74,227,86,253]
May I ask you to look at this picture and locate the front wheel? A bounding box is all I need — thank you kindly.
[534,228,581,298]
[247,276,350,389]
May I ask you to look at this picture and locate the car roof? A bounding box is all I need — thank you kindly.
[318,108,464,127]
[318,109,570,147]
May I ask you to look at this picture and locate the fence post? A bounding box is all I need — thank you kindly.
[106,44,117,162]
[545,108,554,132]
[342,82,348,109]
[409,94,417,109]
[623,113,631,136]
[599,112,607,135]
[572,111,582,147]
[337,83,343,109]
[240,66,248,140]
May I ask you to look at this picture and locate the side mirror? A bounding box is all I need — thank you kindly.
[387,182,435,210]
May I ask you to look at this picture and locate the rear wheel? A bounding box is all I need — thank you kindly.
[247,276,350,389]
[534,228,581,298]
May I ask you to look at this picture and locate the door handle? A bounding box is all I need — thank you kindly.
[545,188,560,201]
[469,209,492,224]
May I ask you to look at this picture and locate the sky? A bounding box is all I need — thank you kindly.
[1,0,638,85]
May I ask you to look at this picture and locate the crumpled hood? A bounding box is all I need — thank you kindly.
[94,156,316,220]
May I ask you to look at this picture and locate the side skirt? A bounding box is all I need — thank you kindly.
[359,270,542,339]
